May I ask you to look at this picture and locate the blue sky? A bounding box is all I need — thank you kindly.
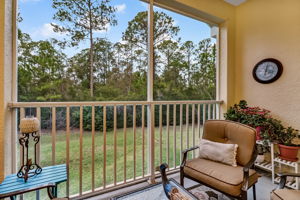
[19,0,212,57]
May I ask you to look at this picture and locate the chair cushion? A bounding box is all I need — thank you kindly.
[184,158,258,197]
[271,189,300,200]
[202,120,256,166]
[198,139,238,167]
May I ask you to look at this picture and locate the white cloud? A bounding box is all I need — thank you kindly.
[95,23,111,34]
[31,23,65,39]
[115,4,126,13]
[118,38,128,45]
[31,21,111,40]
[20,0,41,3]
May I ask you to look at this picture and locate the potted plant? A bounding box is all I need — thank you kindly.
[275,127,300,161]
[260,118,284,141]
[224,100,271,140]
[225,100,300,162]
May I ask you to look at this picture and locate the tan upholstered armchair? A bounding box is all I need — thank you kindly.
[271,173,300,200]
[180,120,259,200]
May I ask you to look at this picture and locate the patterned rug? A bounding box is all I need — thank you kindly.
[189,185,231,200]
[114,182,232,200]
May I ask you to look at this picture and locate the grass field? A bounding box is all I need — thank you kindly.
[22,125,202,199]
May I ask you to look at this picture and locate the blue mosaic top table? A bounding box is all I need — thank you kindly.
[0,164,67,200]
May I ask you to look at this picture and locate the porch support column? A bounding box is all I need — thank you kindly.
[0,0,17,184]
[0,0,5,184]
[219,21,232,117]
[147,0,155,183]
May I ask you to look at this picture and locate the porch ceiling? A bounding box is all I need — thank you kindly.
[224,0,247,6]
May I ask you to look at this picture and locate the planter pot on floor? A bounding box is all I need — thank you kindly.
[278,144,299,162]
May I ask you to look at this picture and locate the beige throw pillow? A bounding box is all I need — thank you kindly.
[198,139,238,167]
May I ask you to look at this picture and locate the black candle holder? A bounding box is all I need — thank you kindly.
[17,131,42,182]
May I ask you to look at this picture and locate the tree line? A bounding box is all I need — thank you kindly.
[18,0,216,130]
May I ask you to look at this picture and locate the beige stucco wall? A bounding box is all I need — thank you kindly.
[0,0,5,183]
[173,0,300,128]
[0,0,15,182]
[235,0,300,128]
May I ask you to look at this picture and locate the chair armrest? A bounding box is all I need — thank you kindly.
[182,146,199,155]
[277,172,300,189]
[242,147,258,191]
[180,146,199,167]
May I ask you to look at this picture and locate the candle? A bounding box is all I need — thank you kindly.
[19,117,40,134]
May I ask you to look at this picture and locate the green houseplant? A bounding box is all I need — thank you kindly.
[224,100,272,141]
[225,100,300,161]
[276,127,300,161]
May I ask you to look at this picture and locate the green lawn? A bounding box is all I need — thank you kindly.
[23,125,202,199]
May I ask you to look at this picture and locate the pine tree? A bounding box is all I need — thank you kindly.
[52,0,117,97]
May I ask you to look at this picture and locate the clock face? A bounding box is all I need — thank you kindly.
[253,58,283,84]
[255,62,278,81]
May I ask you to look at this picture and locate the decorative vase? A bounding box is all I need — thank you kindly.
[255,154,265,163]
[255,126,262,141]
[278,144,299,162]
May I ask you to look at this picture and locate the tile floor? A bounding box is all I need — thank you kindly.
[86,170,276,200]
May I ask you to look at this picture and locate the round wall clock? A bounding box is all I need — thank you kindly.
[252,58,283,84]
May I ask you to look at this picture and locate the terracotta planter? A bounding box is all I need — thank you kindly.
[255,126,262,140]
[278,144,299,162]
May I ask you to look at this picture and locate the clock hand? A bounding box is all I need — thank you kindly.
[264,65,268,76]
